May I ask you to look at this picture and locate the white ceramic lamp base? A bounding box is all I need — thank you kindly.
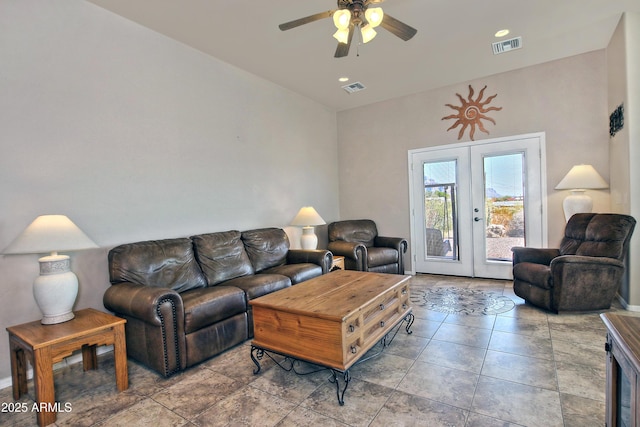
[34,254,78,324]
[562,190,593,222]
[300,226,318,250]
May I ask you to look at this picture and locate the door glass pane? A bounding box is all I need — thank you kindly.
[483,153,525,261]
[423,160,458,260]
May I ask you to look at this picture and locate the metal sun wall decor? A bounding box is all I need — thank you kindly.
[442,85,502,141]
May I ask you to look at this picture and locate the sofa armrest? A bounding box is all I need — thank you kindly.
[328,241,368,270]
[103,282,186,377]
[511,247,560,266]
[104,282,184,325]
[287,249,333,274]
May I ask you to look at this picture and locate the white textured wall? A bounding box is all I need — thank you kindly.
[0,0,339,381]
[337,51,610,271]
[627,13,640,307]
[608,13,640,307]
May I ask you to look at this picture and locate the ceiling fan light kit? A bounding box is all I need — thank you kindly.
[360,24,377,43]
[279,0,416,58]
[333,9,351,29]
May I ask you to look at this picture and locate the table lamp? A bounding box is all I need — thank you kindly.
[3,215,98,324]
[555,164,609,222]
[290,207,326,250]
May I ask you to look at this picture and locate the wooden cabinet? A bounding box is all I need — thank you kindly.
[601,313,640,427]
[332,255,345,270]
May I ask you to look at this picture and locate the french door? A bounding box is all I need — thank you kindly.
[408,133,547,279]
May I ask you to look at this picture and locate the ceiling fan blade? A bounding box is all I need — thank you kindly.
[279,11,333,31]
[379,13,417,41]
[334,25,354,58]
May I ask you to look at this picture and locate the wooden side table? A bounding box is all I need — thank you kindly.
[6,308,128,427]
[332,255,345,270]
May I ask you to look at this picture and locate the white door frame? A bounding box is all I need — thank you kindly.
[407,132,548,277]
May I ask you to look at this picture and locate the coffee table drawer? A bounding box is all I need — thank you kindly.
[342,282,411,365]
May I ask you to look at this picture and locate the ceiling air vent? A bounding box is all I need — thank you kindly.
[492,36,522,55]
[342,82,366,94]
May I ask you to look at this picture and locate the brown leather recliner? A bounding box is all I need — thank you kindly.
[512,213,636,313]
[328,219,408,274]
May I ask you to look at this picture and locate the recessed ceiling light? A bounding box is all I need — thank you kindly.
[495,29,510,38]
[338,77,349,82]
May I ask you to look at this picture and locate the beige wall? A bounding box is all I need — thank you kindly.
[337,50,611,271]
[0,0,339,381]
[608,13,640,307]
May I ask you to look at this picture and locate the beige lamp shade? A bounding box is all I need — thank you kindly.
[3,214,98,255]
[555,165,608,190]
[555,165,609,222]
[290,207,326,227]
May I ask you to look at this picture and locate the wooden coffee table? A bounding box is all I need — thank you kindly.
[6,308,128,427]
[250,270,413,404]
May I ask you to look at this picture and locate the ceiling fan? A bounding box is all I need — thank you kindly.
[279,0,417,58]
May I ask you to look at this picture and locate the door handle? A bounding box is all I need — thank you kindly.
[474,217,483,222]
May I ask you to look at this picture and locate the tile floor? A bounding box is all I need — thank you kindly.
[1,274,634,426]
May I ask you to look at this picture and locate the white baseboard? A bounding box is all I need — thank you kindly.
[616,294,640,312]
[0,345,114,391]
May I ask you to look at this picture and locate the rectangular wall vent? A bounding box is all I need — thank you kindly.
[492,36,522,55]
[342,82,366,94]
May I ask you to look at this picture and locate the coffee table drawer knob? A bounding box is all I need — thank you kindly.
[402,304,408,310]
[348,324,355,333]
[402,289,407,295]
[379,304,385,310]
[380,321,385,328]
[351,345,357,354]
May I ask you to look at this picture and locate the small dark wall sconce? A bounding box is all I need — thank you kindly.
[610,104,624,137]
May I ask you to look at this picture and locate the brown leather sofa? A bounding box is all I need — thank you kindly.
[328,219,408,274]
[103,227,332,377]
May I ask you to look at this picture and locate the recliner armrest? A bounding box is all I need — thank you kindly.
[104,282,184,326]
[375,236,408,274]
[549,254,626,312]
[328,241,367,260]
[550,254,625,269]
[512,247,560,266]
[328,241,368,271]
[375,236,408,252]
[287,249,333,274]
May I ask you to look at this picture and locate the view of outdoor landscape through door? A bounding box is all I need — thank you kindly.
[409,133,546,279]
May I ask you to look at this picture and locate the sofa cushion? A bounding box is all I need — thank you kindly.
[192,231,254,285]
[225,273,291,301]
[242,228,289,272]
[108,238,207,293]
[181,286,247,334]
[262,263,322,284]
